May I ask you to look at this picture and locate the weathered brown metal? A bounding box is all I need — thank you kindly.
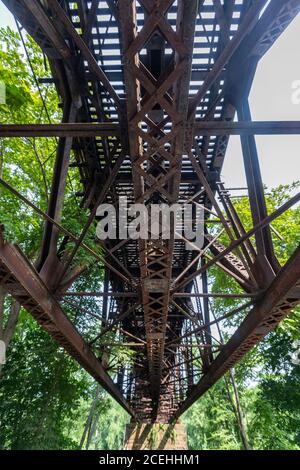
[193,121,300,135]
[0,123,121,137]
[47,0,122,109]
[1,0,300,424]
[238,99,280,281]
[63,292,139,298]
[24,0,73,60]
[119,0,199,418]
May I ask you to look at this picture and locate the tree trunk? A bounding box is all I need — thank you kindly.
[0,296,21,377]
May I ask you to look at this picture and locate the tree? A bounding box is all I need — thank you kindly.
[0,26,123,450]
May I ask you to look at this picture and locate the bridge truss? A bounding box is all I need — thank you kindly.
[1,0,300,422]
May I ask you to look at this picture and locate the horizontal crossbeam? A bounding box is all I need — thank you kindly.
[193,121,300,136]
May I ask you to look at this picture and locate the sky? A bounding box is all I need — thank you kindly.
[223,13,300,191]
[0,2,299,192]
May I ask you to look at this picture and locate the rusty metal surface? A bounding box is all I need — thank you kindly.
[2,121,300,137]
[1,0,300,423]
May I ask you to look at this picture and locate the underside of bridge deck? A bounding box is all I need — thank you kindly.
[1,0,300,423]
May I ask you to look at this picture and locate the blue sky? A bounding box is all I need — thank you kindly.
[223,13,300,191]
[0,2,299,191]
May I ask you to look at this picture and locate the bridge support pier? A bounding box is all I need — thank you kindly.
[124,422,188,450]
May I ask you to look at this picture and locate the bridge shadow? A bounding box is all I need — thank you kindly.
[127,422,179,450]
[157,422,176,450]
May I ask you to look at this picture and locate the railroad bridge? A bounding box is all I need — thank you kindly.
[1,0,300,449]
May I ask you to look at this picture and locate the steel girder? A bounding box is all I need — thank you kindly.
[0,0,300,424]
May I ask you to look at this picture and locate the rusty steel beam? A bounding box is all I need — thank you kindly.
[22,0,73,60]
[119,0,199,419]
[193,121,300,135]
[0,232,135,417]
[47,0,122,109]
[63,291,139,298]
[217,182,257,270]
[63,291,254,299]
[2,121,300,138]
[238,99,280,282]
[175,293,256,299]
[188,0,268,118]
[173,243,300,419]
[206,235,255,293]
